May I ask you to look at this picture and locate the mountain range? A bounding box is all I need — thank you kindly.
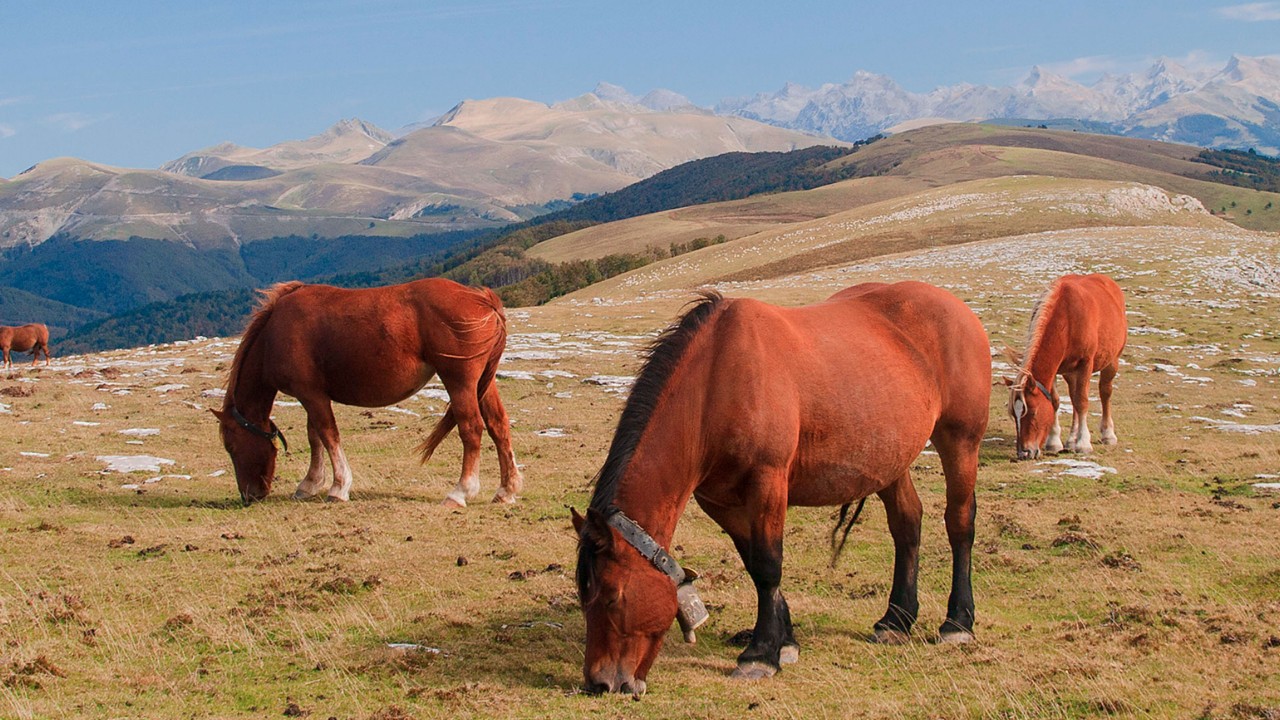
[0,98,829,250]
[716,55,1280,154]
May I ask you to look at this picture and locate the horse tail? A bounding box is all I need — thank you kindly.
[828,498,868,568]
[418,287,508,464]
[416,409,458,464]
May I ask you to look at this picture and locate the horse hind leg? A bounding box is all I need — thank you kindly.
[479,384,523,504]
[874,472,922,644]
[932,428,980,643]
[293,423,328,500]
[1098,364,1118,445]
[440,378,485,508]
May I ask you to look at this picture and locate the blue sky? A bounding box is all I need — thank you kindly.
[2,0,1278,177]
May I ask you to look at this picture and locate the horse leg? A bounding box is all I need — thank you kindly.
[2,348,9,370]
[1098,364,1118,445]
[873,473,922,644]
[301,399,354,502]
[293,423,328,499]
[698,473,793,679]
[1044,386,1065,454]
[440,378,485,508]
[933,429,980,643]
[1068,366,1093,454]
[479,384,523,504]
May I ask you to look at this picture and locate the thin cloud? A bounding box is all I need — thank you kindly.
[1218,2,1280,20]
[0,124,15,139]
[1,96,25,108]
[45,112,109,132]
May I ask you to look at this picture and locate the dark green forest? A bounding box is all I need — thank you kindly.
[48,143,865,353]
[1194,147,1280,193]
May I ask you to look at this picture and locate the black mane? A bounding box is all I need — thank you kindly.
[587,290,725,513]
[577,291,725,596]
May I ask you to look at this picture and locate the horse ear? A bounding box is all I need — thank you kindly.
[997,376,1014,387]
[581,507,614,551]
[209,408,228,422]
[570,507,586,535]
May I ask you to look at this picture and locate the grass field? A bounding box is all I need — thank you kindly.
[2,178,1279,719]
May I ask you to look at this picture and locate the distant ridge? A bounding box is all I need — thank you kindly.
[716,55,1280,154]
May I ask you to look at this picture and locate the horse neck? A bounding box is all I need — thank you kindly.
[1024,301,1069,384]
[226,337,277,419]
[608,370,708,548]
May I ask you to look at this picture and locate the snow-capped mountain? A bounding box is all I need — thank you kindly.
[715,55,1280,154]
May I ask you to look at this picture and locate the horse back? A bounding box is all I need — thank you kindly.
[696,283,989,492]
[1058,274,1127,366]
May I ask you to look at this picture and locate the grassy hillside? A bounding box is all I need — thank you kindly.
[0,286,106,339]
[1,212,1277,717]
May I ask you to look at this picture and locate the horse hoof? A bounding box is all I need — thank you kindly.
[441,496,466,509]
[874,628,911,645]
[490,492,518,505]
[779,645,800,665]
[731,662,777,680]
[324,494,349,503]
[938,630,975,645]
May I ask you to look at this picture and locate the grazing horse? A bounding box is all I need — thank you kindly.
[0,323,51,369]
[1004,273,1126,460]
[213,279,522,506]
[573,282,991,694]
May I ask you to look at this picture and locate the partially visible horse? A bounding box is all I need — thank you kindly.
[1004,273,1126,460]
[573,282,991,694]
[0,323,51,369]
[213,279,522,506]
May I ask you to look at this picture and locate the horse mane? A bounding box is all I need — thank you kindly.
[577,290,726,598]
[1012,278,1066,389]
[224,281,306,404]
[587,290,726,514]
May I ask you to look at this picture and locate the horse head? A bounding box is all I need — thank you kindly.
[211,408,280,503]
[572,507,680,697]
[1004,372,1055,461]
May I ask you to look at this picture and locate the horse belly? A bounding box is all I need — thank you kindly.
[786,432,928,507]
[325,359,435,408]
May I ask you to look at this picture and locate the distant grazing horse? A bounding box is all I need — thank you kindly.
[573,282,991,694]
[1,323,51,369]
[1004,273,1126,460]
[213,279,522,506]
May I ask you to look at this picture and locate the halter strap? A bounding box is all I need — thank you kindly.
[1031,377,1053,399]
[229,405,289,453]
[606,508,685,584]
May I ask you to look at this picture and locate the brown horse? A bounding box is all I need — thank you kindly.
[0,323,51,369]
[1004,274,1126,460]
[213,279,522,506]
[572,282,991,694]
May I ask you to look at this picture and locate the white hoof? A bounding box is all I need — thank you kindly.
[874,628,911,645]
[779,645,799,665]
[731,661,777,680]
[939,630,975,645]
[490,491,518,505]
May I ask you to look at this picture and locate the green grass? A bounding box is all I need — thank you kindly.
[3,187,1280,718]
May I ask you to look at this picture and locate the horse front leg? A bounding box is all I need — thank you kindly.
[479,383,523,504]
[1066,367,1093,453]
[699,475,794,679]
[933,430,979,643]
[874,473,922,644]
[293,423,328,500]
[440,377,484,508]
[1098,364,1118,445]
[301,399,353,502]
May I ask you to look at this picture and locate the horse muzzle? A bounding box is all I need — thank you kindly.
[585,672,646,697]
[1015,447,1041,461]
